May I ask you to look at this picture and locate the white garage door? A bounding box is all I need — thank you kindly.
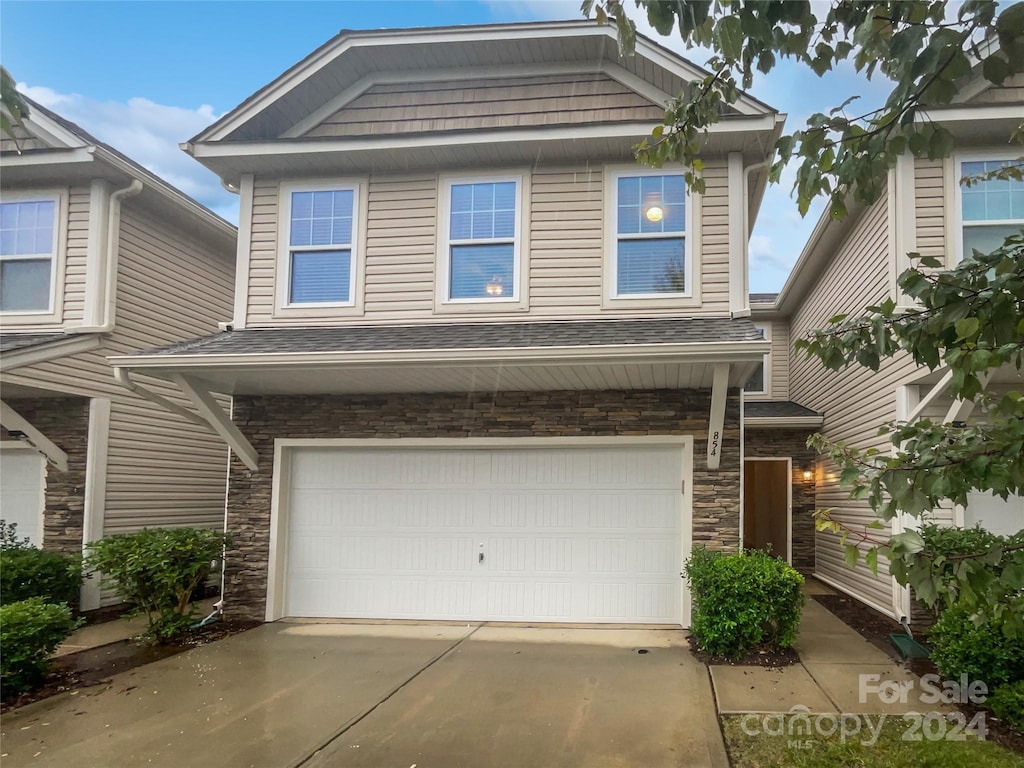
[0,448,45,545]
[283,443,689,624]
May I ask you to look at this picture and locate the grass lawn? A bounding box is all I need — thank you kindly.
[721,714,1024,768]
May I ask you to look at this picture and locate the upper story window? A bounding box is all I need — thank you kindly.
[282,184,358,306]
[959,159,1024,259]
[610,170,689,297]
[0,197,58,313]
[440,177,521,302]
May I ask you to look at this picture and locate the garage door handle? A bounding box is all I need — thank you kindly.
[479,552,485,563]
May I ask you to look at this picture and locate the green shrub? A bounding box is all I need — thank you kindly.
[84,527,228,643]
[987,681,1024,732]
[685,546,804,659]
[0,598,80,696]
[929,604,1024,690]
[0,548,83,610]
[0,520,32,550]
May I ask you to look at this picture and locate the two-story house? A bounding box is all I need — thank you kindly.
[111,20,787,625]
[750,66,1024,623]
[0,98,236,609]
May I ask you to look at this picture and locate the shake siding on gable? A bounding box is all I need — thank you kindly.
[244,161,733,326]
[304,73,666,137]
[788,195,920,615]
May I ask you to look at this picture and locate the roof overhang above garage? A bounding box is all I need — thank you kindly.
[110,318,769,396]
[111,318,769,473]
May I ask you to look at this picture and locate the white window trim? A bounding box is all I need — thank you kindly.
[435,172,528,313]
[0,190,66,323]
[953,150,1024,265]
[744,322,770,398]
[604,165,697,308]
[275,179,367,317]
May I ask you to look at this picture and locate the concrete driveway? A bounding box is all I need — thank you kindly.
[0,623,726,768]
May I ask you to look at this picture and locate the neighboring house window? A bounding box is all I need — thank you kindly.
[0,197,57,312]
[611,170,688,297]
[745,324,768,395]
[960,159,1024,259]
[284,186,357,305]
[441,177,521,302]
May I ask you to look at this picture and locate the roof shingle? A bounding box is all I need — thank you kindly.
[135,317,765,357]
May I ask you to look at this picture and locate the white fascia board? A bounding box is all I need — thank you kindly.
[0,333,103,373]
[110,339,772,372]
[194,114,782,161]
[21,111,90,150]
[743,416,824,428]
[919,103,1024,124]
[0,146,96,168]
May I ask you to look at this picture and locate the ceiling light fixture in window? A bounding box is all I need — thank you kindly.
[485,276,504,296]
[645,205,664,223]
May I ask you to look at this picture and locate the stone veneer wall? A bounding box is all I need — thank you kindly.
[744,427,817,573]
[4,397,90,554]
[225,389,742,621]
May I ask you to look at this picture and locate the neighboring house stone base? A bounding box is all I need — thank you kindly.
[744,427,817,573]
[4,396,90,554]
[225,389,742,622]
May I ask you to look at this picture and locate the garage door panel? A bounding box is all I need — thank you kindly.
[0,449,45,546]
[284,444,689,623]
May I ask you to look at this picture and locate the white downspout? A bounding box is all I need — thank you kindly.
[79,179,143,333]
[738,160,770,318]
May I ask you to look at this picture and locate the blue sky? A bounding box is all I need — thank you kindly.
[2,0,892,292]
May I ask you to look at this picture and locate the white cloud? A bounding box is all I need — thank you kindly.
[17,84,238,224]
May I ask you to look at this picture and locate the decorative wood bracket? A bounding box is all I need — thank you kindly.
[170,374,259,471]
[0,399,69,473]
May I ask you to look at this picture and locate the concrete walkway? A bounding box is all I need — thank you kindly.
[711,584,940,716]
[55,599,218,657]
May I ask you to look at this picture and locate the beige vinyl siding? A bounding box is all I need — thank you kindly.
[305,73,665,137]
[788,194,919,616]
[245,162,733,326]
[914,158,947,261]
[770,320,790,400]
[3,199,234,605]
[99,203,233,544]
[63,186,90,325]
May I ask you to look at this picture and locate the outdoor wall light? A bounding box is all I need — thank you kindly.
[802,469,814,481]
[645,205,664,223]
[485,276,504,296]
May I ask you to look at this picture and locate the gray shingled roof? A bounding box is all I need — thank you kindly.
[750,292,779,304]
[745,400,822,419]
[136,317,764,357]
[0,333,69,355]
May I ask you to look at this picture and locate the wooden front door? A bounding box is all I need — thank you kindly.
[744,459,790,560]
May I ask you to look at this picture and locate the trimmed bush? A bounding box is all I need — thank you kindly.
[929,604,1024,690]
[0,548,83,610]
[987,681,1024,732]
[685,546,804,659]
[0,598,80,696]
[85,527,229,642]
